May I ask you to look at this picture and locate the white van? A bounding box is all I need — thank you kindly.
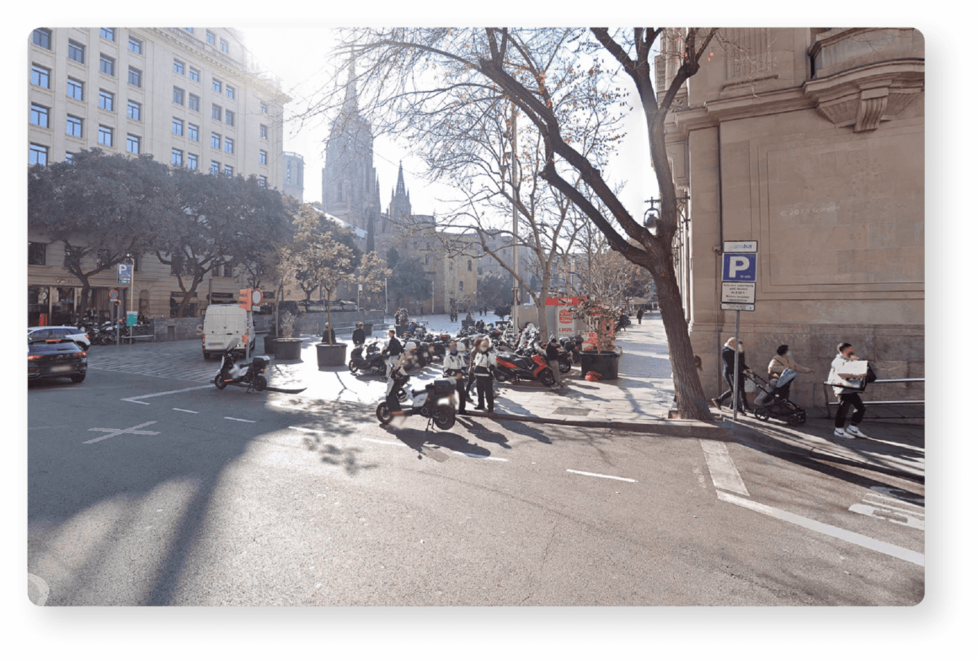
[201,304,255,360]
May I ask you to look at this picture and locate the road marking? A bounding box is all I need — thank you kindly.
[566,469,636,483]
[84,421,159,444]
[718,491,924,567]
[453,451,507,461]
[849,489,925,530]
[172,408,198,414]
[225,417,256,423]
[122,385,212,405]
[700,439,750,496]
[28,573,50,606]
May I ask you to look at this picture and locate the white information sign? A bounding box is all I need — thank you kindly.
[721,281,756,304]
[723,240,758,253]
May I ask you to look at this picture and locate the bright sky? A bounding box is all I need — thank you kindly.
[237,28,655,223]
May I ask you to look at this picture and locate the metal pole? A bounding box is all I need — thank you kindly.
[511,104,519,330]
[732,310,740,422]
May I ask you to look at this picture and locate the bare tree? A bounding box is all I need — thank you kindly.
[305,28,719,420]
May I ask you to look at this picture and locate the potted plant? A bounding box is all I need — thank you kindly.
[577,298,620,380]
[273,311,302,360]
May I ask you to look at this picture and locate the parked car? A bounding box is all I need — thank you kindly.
[328,300,358,312]
[28,337,88,383]
[28,326,91,350]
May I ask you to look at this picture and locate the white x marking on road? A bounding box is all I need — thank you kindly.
[84,421,159,444]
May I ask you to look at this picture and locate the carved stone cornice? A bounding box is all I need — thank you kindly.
[802,59,923,132]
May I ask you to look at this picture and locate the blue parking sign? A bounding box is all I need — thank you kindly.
[118,263,132,284]
[722,253,757,282]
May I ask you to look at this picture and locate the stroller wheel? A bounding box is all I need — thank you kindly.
[788,410,807,427]
[753,407,770,421]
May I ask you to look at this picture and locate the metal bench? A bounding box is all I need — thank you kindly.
[822,378,924,420]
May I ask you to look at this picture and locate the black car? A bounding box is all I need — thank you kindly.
[28,338,88,383]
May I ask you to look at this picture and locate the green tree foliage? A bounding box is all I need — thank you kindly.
[477,272,513,317]
[387,257,431,309]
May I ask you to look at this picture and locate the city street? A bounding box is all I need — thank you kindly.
[27,318,923,606]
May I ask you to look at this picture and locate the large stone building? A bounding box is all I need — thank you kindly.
[28,27,290,324]
[282,151,304,202]
[661,28,924,410]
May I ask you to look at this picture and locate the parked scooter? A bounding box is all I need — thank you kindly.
[213,342,269,392]
[349,340,387,376]
[376,374,457,430]
[493,342,556,386]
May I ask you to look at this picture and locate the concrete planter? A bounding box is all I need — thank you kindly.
[316,343,347,369]
[580,351,620,380]
[273,338,303,361]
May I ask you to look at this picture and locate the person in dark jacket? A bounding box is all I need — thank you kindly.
[352,322,366,347]
[713,337,752,413]
[545,337,563,388]
[321,323,336,345]
[636,308,644,324]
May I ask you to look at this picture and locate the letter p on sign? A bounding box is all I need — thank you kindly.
[722,253,757,282]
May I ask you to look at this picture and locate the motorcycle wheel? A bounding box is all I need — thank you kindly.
[253,375,267,392]
[559,360,571,374]
[433,405,455,430]
[376,403,393,425]
[348,360,358,374]
[788,410,807,427]
[494,370,508,382]
[753,407,770,421]
[214,374,227,390]
[539,369,555,387]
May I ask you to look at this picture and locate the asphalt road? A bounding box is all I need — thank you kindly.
[27,366,924,606]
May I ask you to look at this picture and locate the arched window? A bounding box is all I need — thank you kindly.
[467,260,472,271]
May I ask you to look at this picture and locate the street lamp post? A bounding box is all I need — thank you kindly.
[510,104,519,330]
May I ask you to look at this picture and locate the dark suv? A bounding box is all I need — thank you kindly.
[28,338,88,383]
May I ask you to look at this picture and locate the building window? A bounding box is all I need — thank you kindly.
[224,138,234,154]
[259,150,267,165]
[127,99,141,120]
[173,59,185,75]
[258,176,267,187]
[65,152,75,164]
[172,117,184,136]
[31,65,51,89]
[226,85,235,100]
[127,134,140,153]
[220,39,229,53]
[184,28,194,34]
[30,103,49,128]
[260,124,268,139]
[225,110,234,126]
[210,132,220,149]
[459,280,464,292]
[98,125,113,147]
[210,161,220,175]
[173,86,184,105]
[128,67,142,87]
[188,94,200,112]
[29,144,48,167]
[68,41,85,64]
[188,123,199,141]
[128,36,142,54]
[211,104,221,120]
[99,90,114,111]
[66,78,84,100]
[223,263,234,278]
[212,79,222,93]
[468,260,472,271]
[171,149,183,167]
[206,31,216,46]
[100,28,115,41]
[224,165,233,177]
[29,242,47,266]
[260,103,267,114]
[189,67,199,82]
[100,54,115,76]
[188,153,198,170]
[33,29,52,50]
[65,115,83,138]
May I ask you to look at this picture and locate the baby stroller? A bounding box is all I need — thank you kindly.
[748,369,807,426]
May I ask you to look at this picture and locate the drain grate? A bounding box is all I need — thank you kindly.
[553,407,590,416]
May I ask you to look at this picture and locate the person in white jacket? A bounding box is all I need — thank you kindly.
[442,342,469,414]
[471,339,497,413]
[827,342,869,439]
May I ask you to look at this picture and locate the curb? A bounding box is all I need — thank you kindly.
[462,410,732,439]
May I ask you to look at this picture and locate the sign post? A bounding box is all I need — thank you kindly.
[721,244,758,421]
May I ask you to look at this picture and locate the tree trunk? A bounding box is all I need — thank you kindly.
[325,289,333,343]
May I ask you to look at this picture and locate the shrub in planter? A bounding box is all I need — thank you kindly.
[273,311,303,361]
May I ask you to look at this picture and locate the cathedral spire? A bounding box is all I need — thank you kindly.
[341,53,358,116]
[395,161,406,197]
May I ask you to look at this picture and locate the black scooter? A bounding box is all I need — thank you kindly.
[349,340,387,376]
[376,375,457,430]
[213,342,269,392]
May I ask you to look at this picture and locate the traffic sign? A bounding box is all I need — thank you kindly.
[722,253,757,282]
[721,281,756,305]
[109,289,119,300]
[720,303,755,311]
[118,263,132,284]
[126,311,138,327]
[251,289,263,307]
[723,240,758,253]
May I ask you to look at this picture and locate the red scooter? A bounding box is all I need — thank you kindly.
[492,343,555,386]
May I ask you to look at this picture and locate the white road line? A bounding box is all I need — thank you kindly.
[125,400,151,405]
[172,408,199,414]
[225,417,256,423]
[700,439,750,496]
[122,385,212,404]
[718,491,924,566]
[84,421,159,445]
[566,469,636,483]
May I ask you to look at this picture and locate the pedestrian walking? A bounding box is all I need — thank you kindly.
[352,322,366,347]
[443,341,469,414]
[472,338,497,413]
[545,337,564,389]
[712,337,752,413]
[636,307,644,325]
[827,342,872,440]
[383,328,403,381]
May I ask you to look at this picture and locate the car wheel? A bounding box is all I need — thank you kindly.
[70,373,86,383]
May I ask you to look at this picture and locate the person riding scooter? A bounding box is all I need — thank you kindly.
[385,340,417,415]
